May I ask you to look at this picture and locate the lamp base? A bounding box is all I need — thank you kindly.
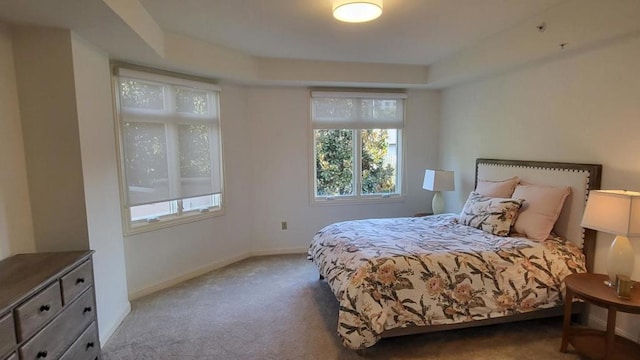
[432,191,445,215]
[606,235,635,287]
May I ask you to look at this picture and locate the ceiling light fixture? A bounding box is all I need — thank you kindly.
[333,0,383,23]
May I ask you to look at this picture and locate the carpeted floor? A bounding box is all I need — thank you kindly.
[102,254,584,360]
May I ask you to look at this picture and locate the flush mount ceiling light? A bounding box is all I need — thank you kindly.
[333,0,383,23]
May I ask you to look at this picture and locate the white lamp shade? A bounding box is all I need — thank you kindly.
[581,189,640,285]
[581,190,640,237]
[422,170,455,192]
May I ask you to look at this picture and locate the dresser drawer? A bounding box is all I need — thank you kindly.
[19,289,95,360]
[15,282,62,342]
[0,313,15,359]
[59,322,99,360]
[61,260,93,305]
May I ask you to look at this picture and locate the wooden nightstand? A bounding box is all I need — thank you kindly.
[560,273,640,360]
[413,212,434,217]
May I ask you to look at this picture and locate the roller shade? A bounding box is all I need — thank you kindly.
[311,91,406,129]
[115,67,222,207]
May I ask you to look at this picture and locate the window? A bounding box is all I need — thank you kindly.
[311,91,406,202]
[114,67,223,234]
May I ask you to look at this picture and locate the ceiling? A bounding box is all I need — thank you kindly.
[1,0,564,66]
[1,0,639,88]
[137,0,564,65]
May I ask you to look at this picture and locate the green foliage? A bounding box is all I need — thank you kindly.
[361,129,395,194]
[315,129,395,196]
[315,129,354,196]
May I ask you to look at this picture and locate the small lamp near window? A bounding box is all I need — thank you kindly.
[422,170,455,215]
[581,190,640,287]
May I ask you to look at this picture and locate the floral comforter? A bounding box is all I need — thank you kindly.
[307,214,586,349]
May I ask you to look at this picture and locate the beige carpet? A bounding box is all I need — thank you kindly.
[102,254,584,360]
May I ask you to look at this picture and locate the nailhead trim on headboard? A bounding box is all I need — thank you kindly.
[475,159,602,272]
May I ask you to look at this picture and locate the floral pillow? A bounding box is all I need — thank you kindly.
[459,192,524,236]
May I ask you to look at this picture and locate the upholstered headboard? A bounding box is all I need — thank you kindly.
[475,159,602,272]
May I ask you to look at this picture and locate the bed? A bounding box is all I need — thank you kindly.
[307,158,602,350]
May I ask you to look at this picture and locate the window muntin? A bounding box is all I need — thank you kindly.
[114,67,224,233]
[311,91,405,202]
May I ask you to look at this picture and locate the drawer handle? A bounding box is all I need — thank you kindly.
[37,350,48,358]
[76,277,86,284]
[83,306,92,314]
[39,304,51,312]
[86,342,95,350]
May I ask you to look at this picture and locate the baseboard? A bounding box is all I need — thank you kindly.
[100,301,131,346]
[589,313,638,343]
[127,248,309,300]
[249,246,309,256]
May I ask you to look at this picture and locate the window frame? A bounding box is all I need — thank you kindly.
[111,64,225,235]
[309,91,407,205]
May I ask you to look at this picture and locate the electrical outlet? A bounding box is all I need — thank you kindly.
[281,221,288,230]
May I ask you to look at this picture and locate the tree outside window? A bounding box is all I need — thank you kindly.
[311,92,405,201]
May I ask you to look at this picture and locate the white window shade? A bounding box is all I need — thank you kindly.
[116,68,221,92]
[311,91,406,129]
[116,67,222,207]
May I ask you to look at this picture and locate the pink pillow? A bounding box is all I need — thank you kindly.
[475,177,519,198]
[512,183,571,241]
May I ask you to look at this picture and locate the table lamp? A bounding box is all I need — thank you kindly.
[581,190,640,287]
[422,169,455,215]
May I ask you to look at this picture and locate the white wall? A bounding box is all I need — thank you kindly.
[12,26,90,252]
[0,23,34,259]
[4,25,131,345]
[0,24,438,304]
[123,86,441,296]
[440,33,640,342]
[124,83,254,297]
[71,33,131,344]
[248,87,441,253]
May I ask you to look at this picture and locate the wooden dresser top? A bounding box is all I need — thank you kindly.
[0,251,93,315]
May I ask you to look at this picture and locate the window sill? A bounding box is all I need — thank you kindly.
[310,195,405,207]
[124,208,224,236]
